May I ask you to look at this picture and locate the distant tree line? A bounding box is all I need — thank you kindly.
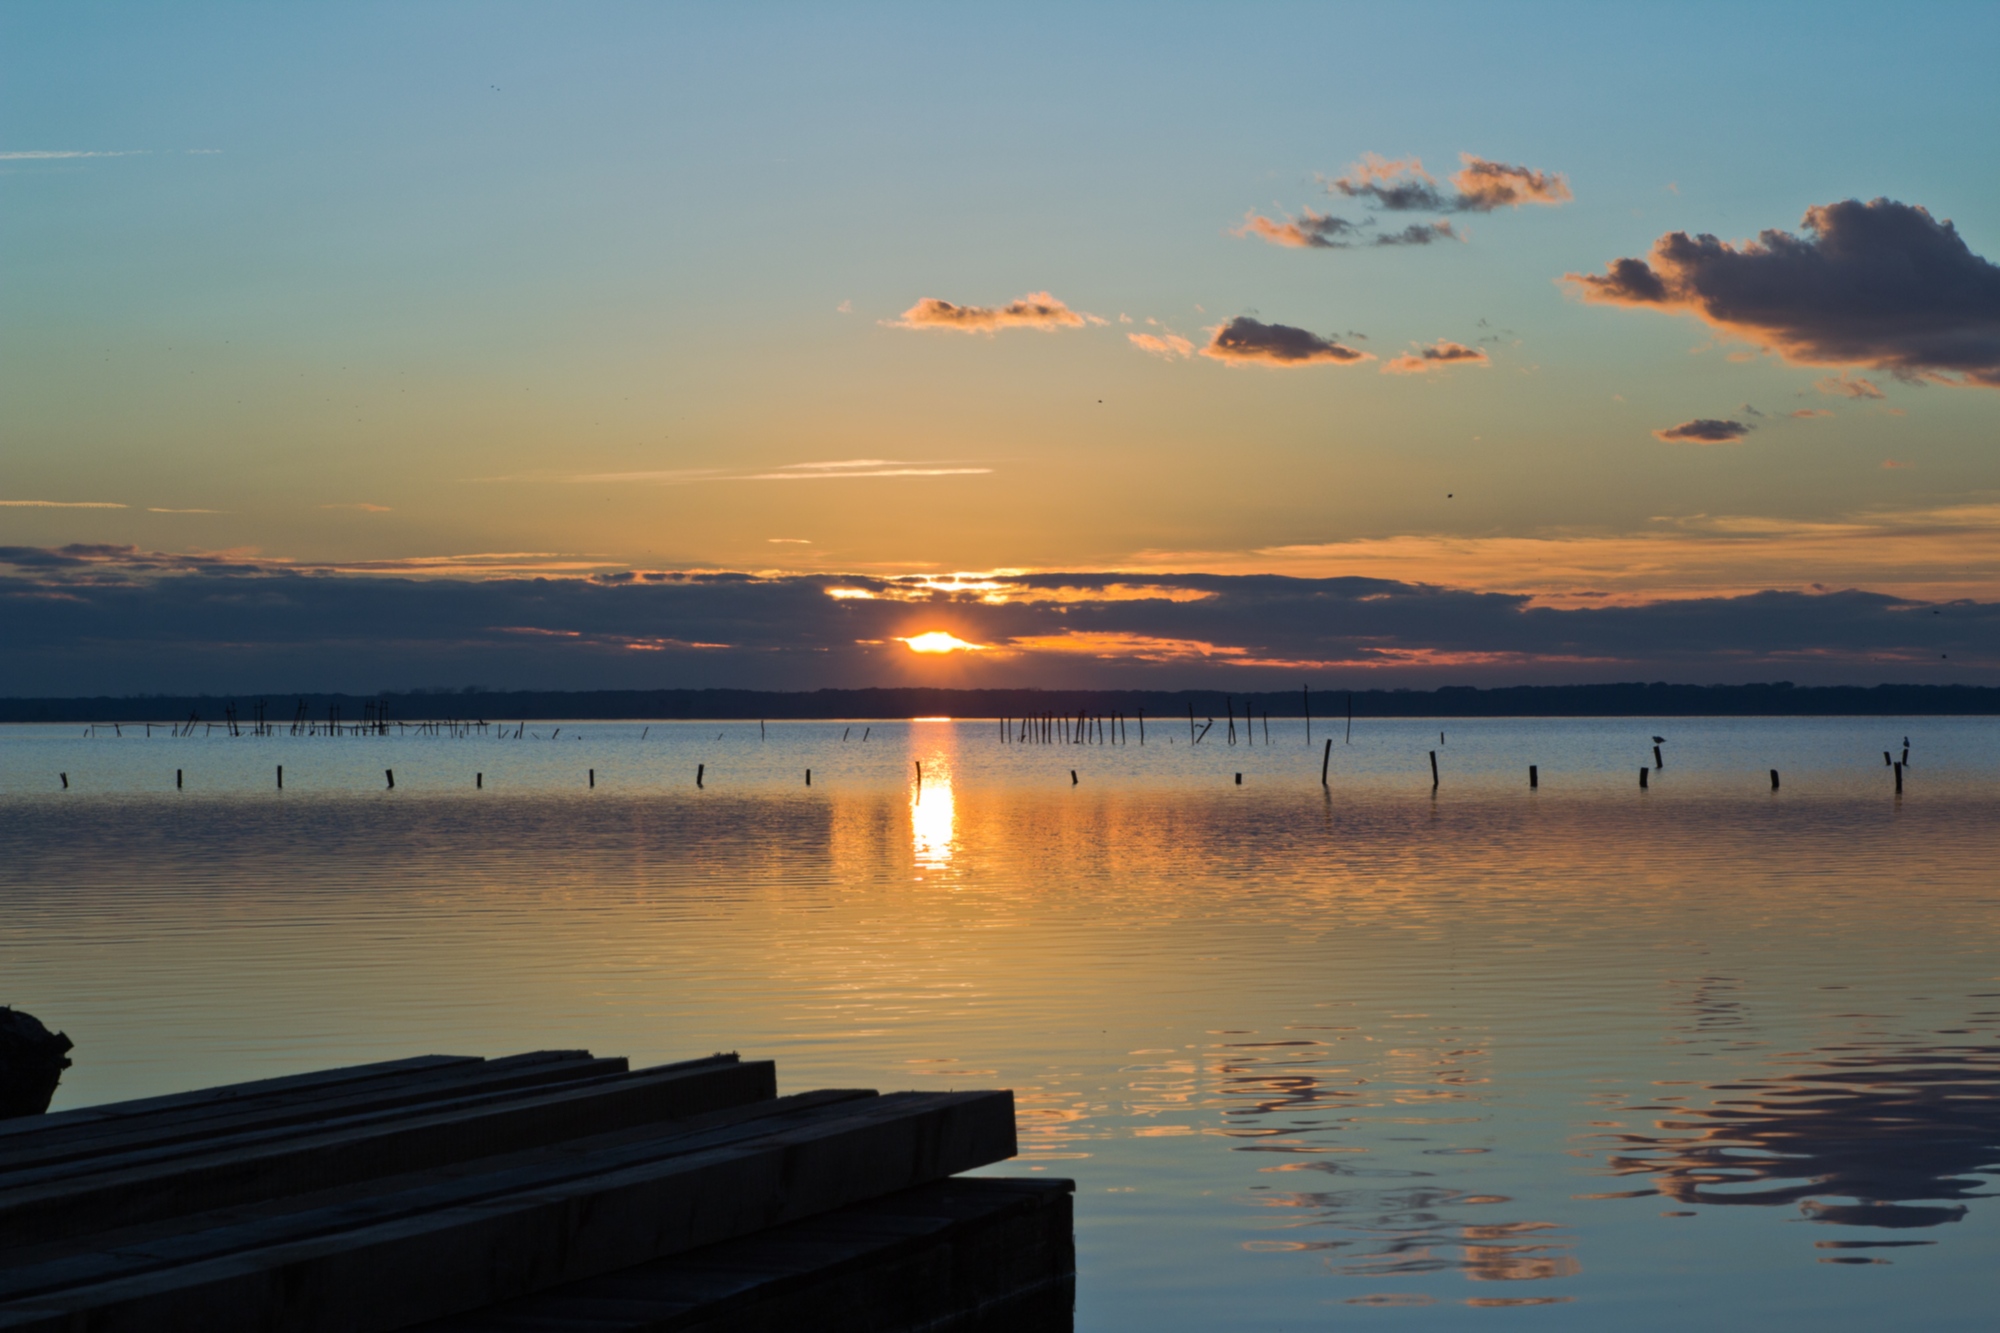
[7,681,2000,722]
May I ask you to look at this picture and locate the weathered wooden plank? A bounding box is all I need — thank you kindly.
[0,1052,628,1177]
[416,1178,1074,1333]
[0,1057,777,1243]
[0,1091,1016,1333]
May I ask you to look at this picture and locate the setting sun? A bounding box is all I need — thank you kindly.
[899,631,984,654]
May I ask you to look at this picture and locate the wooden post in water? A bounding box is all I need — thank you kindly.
[588,769,595,789]
[1529,764,1538,788]
[385,769,395,789]
[1884,750,1892,766]
[696,763,704,788]
[1234,772,1242,785]
[1138,708,1145,744]
[1769,769,1780,791]
[914,760,922,790]
[806,769,811,786]
[1894,761,1903,794]
[1639,767,1648,789]
[1429,751,1438,788]
[1303,685,1311,745]
[276,766,283,790]
[476,773,482,789]
[176,769,182,789]
[59,773,67,790]
[1070,769,1078,785]
[1653,744,1663,769]
[1188,703,1196,744]
[1321,738,1332,787]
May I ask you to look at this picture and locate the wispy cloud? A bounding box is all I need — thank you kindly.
[1817,371,1886,399]
[320,503,393,512]
[1383,340,1490,374]
[1789,408,1834,420]
[572,460,990,484]
[890,291,1098,333]
[0,149,147,161]
[1325,152,1571,213]
[1231,209,1365,249]
[146,507,222,514]
[0,500,127,508]
[1567,198,2000,387]
[1128,332,1194,359]
[1200,317,1371,367]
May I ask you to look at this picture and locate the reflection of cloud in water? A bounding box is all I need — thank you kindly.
[1203,1032,1575,1296]
[1598,1042,2000,1232]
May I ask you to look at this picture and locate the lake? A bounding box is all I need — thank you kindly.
[2,716,1995,1329]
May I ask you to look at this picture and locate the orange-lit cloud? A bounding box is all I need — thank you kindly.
[1566,199,2000,386]
[1231,208,1362,249]
[899,630,985,653]
[1383,340,1490,374]
[1128,332,1194,359]
[1654,418,1751,444]
[1323,152,1570,213]
[1004,631,1245,662]
[1201,317,1370,367]
[1448,154,1573,210]
[1789,408,1834,419]
[891,291,1096,333]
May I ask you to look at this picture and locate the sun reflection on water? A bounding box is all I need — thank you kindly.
[909,724,957,870]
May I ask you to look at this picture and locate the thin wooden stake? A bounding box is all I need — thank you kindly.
[697,763,704,788]
[1639,767,1648,789]
[1529,764,1538,788]
[1429,750,1438,788]
[1770,769,1780,791]
[1321,738,1332,786]
[385,769,395,789]
[277,765,283,790]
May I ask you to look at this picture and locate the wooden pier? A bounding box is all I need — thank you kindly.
[0,1051,1071,1331]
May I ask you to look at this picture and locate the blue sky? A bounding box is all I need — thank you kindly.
[6,3,2000,690]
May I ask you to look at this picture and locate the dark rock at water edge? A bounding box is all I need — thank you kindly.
[0,1007,72,1118]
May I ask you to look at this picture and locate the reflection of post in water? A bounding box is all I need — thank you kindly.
[1595,1040,2000,1233]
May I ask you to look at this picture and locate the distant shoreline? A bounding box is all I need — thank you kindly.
[6,683,2000,723]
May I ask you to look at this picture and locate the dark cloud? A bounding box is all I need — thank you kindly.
[1566,199,2000,386]
[1200,317,1371,367]
[3,551,1997,693]
[1654,418,1753,444]
[1326,153,1571,214]
[1384,340,1490,374]
[1375,221,1458,246]
[1231,209,1367,249]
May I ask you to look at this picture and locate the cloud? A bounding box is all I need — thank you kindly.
[1375,221,1458,246]
[1565,198,2000,387]
[1789,408,1834,420]
[1383,340,1490,374]
[1816,371,1885,399]
[572,460,991,483]
[1128,332,1194,359]
[1199,317,1371,367]
[0,150,146,160]
[0,500,127,509]
[1325,152,1571,213]
[8,552,2000,692]
[320,503,392,512]
[891,291,1093,333]
[1232,209,1366,249]
[147,507,222,514]
[1654,418,1752,444]
[767,538,812,544]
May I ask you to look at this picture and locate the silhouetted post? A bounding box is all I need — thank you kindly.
[1321,738,1332,786]
[176,769,182,789]
[806,770,811,786]
[59,774,67,790]
[276,766,283,790]
[696,763,704,788]
[914,760,922,790]
[1226,698,1236,745]
[476,773,483,788]
[1529,765,1538,788]
[1639,767,1648,789]
[1429,751,1438,788]
[1653,745,1663,769]
[0,1006,72,1119]
[1188,703,1196,744]
[1884,750,1892,766]
[385,769,395,789]
[1902,745,1910,766]
[1139,708,1145,744]
[1769,769,1780,790]
[1234,772,1242,785]
[1894,761,1903,794]
[1070,769,1078,785]
[588,769,595,788]
[1303,685,1311,745]
[760,720,765,740]
[1263,712,1269,744]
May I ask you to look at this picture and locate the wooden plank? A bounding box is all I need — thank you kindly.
[0,1090,1016,1333]
[0,1052,627,1176]
[0,1057,777,1243]
[417,1178,1074,1333]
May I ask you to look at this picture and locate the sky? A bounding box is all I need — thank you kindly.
[6,2,2000,694]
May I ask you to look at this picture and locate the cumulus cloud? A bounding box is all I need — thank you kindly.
[1326,152,1571,213]
[891,291,1094,333]
[1129,332,1194,359]
[1654,418,1753,444]
[1816,371,1886,399]
[1565,198,2000,387]
[1200,317,1370,367]
[1383,340,1490,374]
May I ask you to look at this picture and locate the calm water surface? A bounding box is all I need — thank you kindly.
[3,717,1996,1329]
